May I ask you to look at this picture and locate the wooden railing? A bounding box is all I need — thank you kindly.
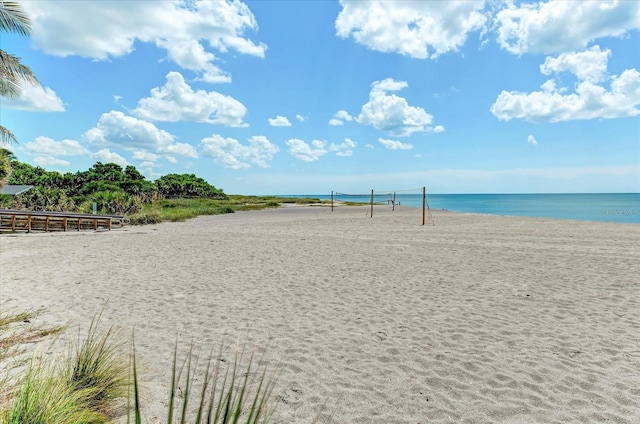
[0,209,125,233]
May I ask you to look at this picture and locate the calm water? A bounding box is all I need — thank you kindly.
[288,193,640,224]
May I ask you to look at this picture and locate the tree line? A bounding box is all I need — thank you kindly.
[0,154,228,215]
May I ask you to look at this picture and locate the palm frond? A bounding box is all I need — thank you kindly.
[0,1,31,36]
[0,125,18,145]
[0,49,39,98]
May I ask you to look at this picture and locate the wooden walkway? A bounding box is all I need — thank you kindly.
[0,209,125,233]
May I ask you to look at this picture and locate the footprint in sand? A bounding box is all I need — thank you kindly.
[374,331,388,341]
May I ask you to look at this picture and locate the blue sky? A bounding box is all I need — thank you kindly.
[2,0,639,195]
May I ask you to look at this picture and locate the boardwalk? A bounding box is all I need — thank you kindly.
[0,209,125,233]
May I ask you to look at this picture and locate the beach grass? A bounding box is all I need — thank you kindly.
[127,195,325,225]
[130,341,276,424]
[0,308,65,364]
[1,311,277,424]
[3,361,107,424]
[65,317,130,418]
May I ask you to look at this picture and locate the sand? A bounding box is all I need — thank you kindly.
[1,205,639,423]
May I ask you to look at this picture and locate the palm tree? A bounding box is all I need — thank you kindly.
[0,0,40,144]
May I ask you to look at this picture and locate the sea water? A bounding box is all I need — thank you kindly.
[288,193,640,224]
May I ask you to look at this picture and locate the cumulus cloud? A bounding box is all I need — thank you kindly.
[133,72,248,127]
[23,0,266,83]
[83,110,198,168]
[540,46,610,83]
[268,115,292,127]
[378,138,413,150]
[527,135,538,146]
[90,149,129,167]
[25,136,89,156]
[493,1,640,55]
[491,47,640,122]
[329,110,354,126]
[2,84,64,112]
[85,111,175,148]
[357,78,437,136]
[33,156,70,167]
[336,0,487,59]
[285,139,328,162]
[132,151,160,162]
[200,134,279,169]
[329,137,357,157]
[295,114,306,122]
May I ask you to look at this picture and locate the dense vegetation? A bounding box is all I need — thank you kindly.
[0,158,227,216]
[0,156,323,223]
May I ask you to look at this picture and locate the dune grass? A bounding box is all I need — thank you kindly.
[1,312,277,424]
[0,309,65,364]
[65,317,130,418]
[130,341,276,424]
[127,196,326,225]
[3,362,106,424]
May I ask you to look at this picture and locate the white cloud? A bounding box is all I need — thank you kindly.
[113,95,122,103]
[285,139,328,162]
[85,111,175,149]
[527,135,538,146]
[378,138,413,150]
[25,136,89,156]
[432,125,445,133]
[493,1,640,55]
[364,144,374,149]
[23,0,266,82]
[132,151,160,162]
[200,134,279,169]
[84,110,198,164]
[334,110,353,121]
[295,114,306,122]
[357,78,436,136]
[540,46,610,83]
[268,115,292,127]
[2,83,64,112]
[329,137,357,157]
[329,110,354,126]
[33,156,70,167]
[336,0,487,59]
[133,72,248,127]
[162,143,198,159]
[90,149,129,167]
[491,48,640,122]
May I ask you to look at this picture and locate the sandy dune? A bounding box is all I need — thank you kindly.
[1,205,639,423]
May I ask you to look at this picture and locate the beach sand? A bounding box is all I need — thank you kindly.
[1,205,639,423]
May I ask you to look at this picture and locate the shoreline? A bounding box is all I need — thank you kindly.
[2,205,639,423]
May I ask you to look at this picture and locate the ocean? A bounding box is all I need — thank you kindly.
[289,193,640,224]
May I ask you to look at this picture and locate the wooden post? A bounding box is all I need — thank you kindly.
[45,216,50,232]
[27,215,31,232]
[422,186,426,226]
[393,192,396,211]
[77,218,81,231]
[11,215,15,231]
[370,189,374,218]
[63,217,68,231]
[108,218,112,231]
[331,190,334,212]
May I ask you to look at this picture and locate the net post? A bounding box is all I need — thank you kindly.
[331,190,334,212]
[370,189,374,218]
[422,186,426,226]
[393,192,396,211]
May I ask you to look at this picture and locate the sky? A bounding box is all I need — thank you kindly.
[1,0,639,195]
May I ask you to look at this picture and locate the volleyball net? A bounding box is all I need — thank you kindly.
[331,187,434,225]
